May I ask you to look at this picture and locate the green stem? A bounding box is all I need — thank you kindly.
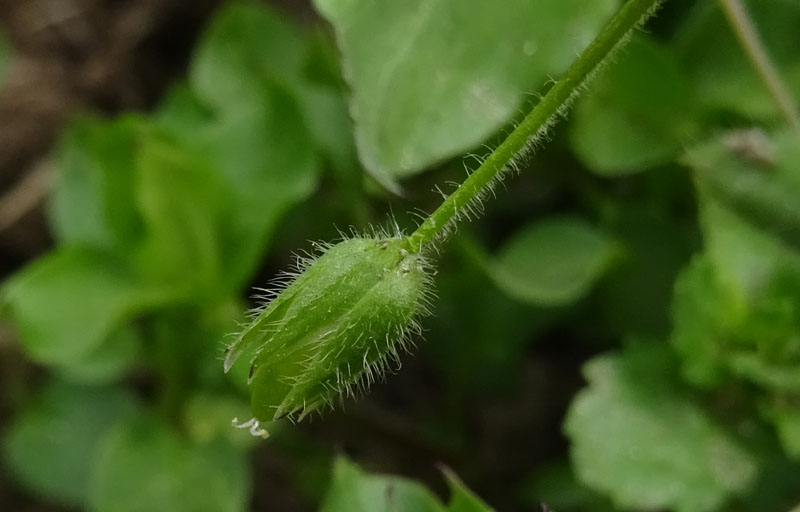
[406,0,663,252]
[717,0,800,131]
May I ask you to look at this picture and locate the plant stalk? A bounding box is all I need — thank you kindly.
[717,0,800,131]
[405,0,663,252]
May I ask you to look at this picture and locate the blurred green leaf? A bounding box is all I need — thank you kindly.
[181,4,322,287]
[319,457,440,512]
[297,82,358,174]
[570,36,695,175]
[687,129,800,249]
[1,247,172,366]
[728,354,800,393]
[700,199,800,371]
[199,85,320,290]
[320,457,491,512]
[50,116,146,251]
[191,2,307,111]
[154,84,214,139]
[701,193,800,314]
[670,256,736,388]
[54,4,322,296]
[442,468,494,512]
[672,132,800,393]
[56,326,141,384]
[133,129,231,294]
[489,216,618,306]
[674,0,800,122]
[671,199,800,393]
[2,381,139,507]
[314,0,618,186]
[565,343,758,512]
[90,415,249,512]
[298,30,360,174]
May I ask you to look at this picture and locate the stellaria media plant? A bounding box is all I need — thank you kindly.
[224,0,666,434]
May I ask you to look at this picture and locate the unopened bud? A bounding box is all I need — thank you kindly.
[224,235,433,422]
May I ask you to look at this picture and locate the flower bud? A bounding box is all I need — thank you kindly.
[224,235,433,422]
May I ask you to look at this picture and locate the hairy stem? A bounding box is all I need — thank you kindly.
[718,0,800,130]
[405,0,664,252]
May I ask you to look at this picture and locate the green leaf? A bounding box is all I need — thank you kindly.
[199,85,320,289]
[57,326,141,384]
[314,0,618,184]
[699,199,800,376]
[49,114,235,296]
[1,247,171,366]
[671,197,800,393]
[489,216,618,306]
[670,256,737,388]
[133,129,231,294]
[570,36,695,175]
[320,457,491,512]
[181,2,322,287]
[50,116,146,250]
[154,84,214,138]
[153,3,323,289]
[728,354,800,393]
[442,468,494,512]
[2,381,138,507]
[700,193,800,313]
[565,343,758,512]
[89,415,249,512]
[321,457,442,512]
[191,1,307,111]
[154,102,319,293]
[297,82,358,174]
[687,129,800,249]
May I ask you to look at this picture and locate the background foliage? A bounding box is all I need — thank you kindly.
[1,0,800,510]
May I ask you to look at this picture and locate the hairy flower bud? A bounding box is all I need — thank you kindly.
[224,235,433,422]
